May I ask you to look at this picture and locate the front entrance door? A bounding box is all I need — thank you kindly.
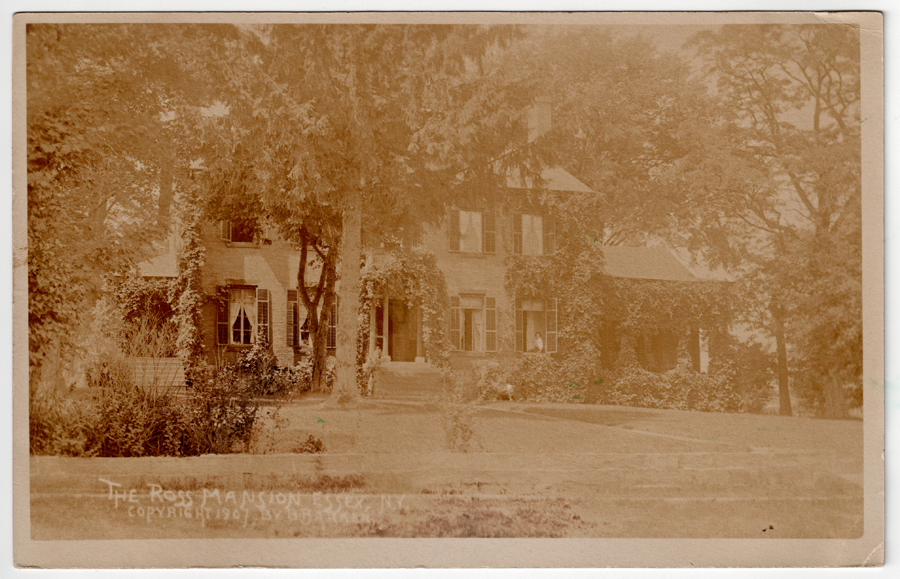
[389,300,417,362]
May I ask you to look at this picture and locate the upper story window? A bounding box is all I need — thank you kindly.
[448,209,496,254]
[220,220,256,243]
[513,212,555,256]
[219,220,276,245]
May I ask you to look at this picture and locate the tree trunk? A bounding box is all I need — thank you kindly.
[326,190,363,405]
[311,267,335,393]
[827,374,844,419]
[773,305,792,417]
[298,230,337,393]
[309,314,328,392]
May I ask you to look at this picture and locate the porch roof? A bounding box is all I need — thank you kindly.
[504,166,596,194]
[600,246,700,282]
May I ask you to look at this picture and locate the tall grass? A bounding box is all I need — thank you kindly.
[30,312,261,457]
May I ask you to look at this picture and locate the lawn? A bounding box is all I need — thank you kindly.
[29,396,865,540]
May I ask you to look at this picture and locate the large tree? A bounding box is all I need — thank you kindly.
[678,24,862,416]
[26,24,219,388]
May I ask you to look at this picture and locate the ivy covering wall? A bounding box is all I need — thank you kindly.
[172,189,208,384]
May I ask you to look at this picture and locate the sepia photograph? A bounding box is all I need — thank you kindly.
[12,10,884,569]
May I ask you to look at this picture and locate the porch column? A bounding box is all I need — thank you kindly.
[382,295,391,361]
[415,306,426,363]
[699,328,709,373]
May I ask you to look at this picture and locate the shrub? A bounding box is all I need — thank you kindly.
[475,352,588,404]
[439,371,478,452]
[293,434,327,454]
[227,341,312,398]
[186,363,260,454]
[92,378,196,457]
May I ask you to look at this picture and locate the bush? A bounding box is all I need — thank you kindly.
[294,434,326,454]
[439,370,478,452]
[228,340,312,397]
[186,363,260,454]
[476,352,589,404]
[589,338,743,413]
[92,378,197,457]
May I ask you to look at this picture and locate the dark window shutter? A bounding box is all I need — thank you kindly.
[485,297,497,352]
[515,298,524,352]
[544,212,555,255]
[287,290,298,346]
[257,289,269,344]
[513,213,523,254]
[217,298,229,345]
[546,297,558,353]
[221,221,230,241]
[327,300,338,349]
[449,209,461,251]
[450,296,461,350]
[483,211,496,254]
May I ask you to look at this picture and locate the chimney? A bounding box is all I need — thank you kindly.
[527,96,552,143]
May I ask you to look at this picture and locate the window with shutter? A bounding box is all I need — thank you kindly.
[483,211,496,254]
[257,289,269,344]
[220,220,256,243]
[485,297,497,352]
[227,288,256,345]
[523,214,543,255]
[517,298,555,353]
[450,296,461,350]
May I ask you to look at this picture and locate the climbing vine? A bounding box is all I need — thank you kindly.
[172,190,208,384]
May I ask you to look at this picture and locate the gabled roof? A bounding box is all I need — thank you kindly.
[505,166,596,194]
[600,246,700,282]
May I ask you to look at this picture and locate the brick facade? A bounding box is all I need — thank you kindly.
[197,221,325,368]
